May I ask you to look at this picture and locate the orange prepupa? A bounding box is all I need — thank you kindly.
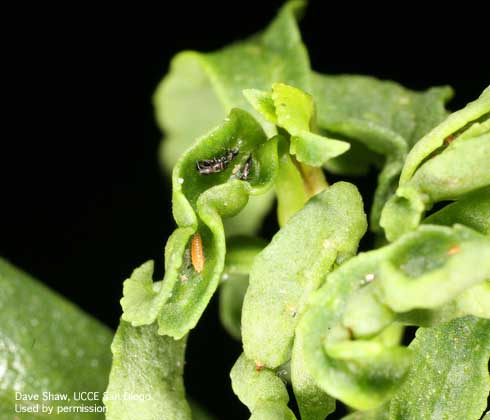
[191,233,205,273]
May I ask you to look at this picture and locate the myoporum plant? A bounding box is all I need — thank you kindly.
[1,1,489,420]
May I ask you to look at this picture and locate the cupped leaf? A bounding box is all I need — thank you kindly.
[312,72,452,231]
[104,321,191,420]
[121,110,280,339]
[230,353,295,419]
[0,259,112,418]
[242,182,367,368]
[389,316,490,420]
[154,0,311,236]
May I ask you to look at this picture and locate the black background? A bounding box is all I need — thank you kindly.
[2,1,488,419]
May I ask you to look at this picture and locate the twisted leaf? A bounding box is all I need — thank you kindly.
[312,72,452,231]
[381,86,490,240]
[121,109,280,339]
[297,224,490,410]
[154,0,310,236]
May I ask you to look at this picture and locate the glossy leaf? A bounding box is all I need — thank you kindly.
[0,258,112,418]
[104,321,191,420]
[154,1,311,236]
[242,182,367,368]
[389,317,490,420]
[121,110,280,339]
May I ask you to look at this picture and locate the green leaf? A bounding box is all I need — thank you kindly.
[291,329,335,420]
[389,316,490,420]
[312,72,452,231]
[381,131,490,241]
[230,353,296,419]
[245,83,351,166]
[104,321,191,420]
[121,110,280,339]
[242,182,367,368]
[296,251,411,410]
[0,258,112,419]
[400,85,490,184]
[381,86,490,240]
[249,401,297,420]
[154,0,311,236]
[296,223,490,411]
[219,237,266,340]
[423,187,490,235]
[341,408,389,420]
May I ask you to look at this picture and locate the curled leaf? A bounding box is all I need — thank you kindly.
[312,72,452,231]
[121,110,280,339]
[154,0,311,236]
[381,87,490,240]
[297,223,490,410]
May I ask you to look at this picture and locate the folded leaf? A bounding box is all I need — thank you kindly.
[242,182,367,368]
[312,72,452,231]
[121,110,280,339]
[381,130,490,241]
[389,316,490,420]
[104,321,191,420]
[381,86,490,240]
[297,223,490,410]
[0,258,112,418]
[154,0,310,236]
[400,85,490,184]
